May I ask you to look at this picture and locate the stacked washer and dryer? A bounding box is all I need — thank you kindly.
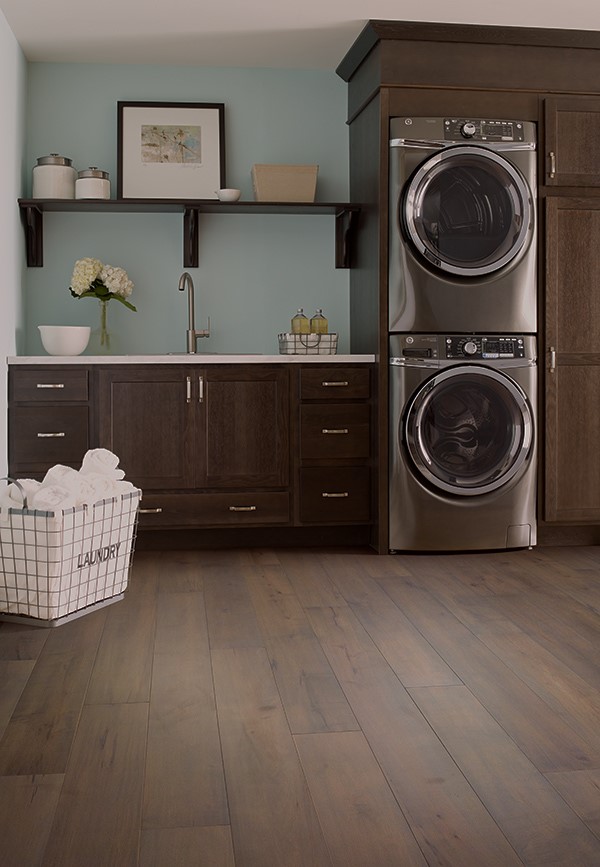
[388,117,538,551]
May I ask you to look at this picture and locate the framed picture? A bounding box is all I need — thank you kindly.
[117,101,225,199]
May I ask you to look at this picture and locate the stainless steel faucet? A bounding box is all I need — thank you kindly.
[178,271,210,353]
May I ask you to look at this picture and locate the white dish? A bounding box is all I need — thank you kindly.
[38,325,91,356]
[216,188,241,202]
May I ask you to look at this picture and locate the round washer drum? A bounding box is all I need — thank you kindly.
[402,145,533,277]
[403,365,534,496]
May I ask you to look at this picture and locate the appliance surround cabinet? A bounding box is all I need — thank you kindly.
[8,358,375,550]
[337,19,600,549]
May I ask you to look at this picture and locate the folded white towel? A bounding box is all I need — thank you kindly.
[76,472,120,505]
[0,479,42,510]
[80,448,125,480]
[31,484,77,512]
[43,464,82,491]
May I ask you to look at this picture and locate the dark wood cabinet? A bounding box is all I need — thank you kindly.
[544,97,600,187]
[545,196,600,522]
[8,366,91,478]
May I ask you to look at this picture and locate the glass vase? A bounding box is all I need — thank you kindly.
[89,299,111,354]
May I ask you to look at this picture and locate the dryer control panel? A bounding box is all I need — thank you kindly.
[444,118,526,142]
[444,335,525,359]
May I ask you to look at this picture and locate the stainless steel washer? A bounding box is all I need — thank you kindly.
[389,333,537,552]
[389,117,537,333]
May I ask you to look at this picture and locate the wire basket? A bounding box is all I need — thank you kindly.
[278,332,338,355]
[0,484,141,627]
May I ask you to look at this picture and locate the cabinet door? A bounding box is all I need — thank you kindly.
[98,367,195,490]
[545,96,600,186]
[200,366,289,488]
[545,197,600,521]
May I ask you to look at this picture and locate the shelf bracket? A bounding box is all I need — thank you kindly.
[183,207,199,268]
[335,208,359,269]
[21,205,43,267]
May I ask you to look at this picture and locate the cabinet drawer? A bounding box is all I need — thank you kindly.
[9,406,89,466]
[301,404,370,460]
[300,468,370,523]
[300,366,370,400]
[10,368,89,402]
[138,491,290,528]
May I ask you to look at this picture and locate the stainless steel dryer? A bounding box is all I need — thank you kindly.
[389,333,537,552]
[389,117,537,333]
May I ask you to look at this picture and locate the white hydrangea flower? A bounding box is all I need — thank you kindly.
[70,257,103,295]
[100,265,134,298]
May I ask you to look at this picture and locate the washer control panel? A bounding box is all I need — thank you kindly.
[444,118,525,142]
[445,335,526,359]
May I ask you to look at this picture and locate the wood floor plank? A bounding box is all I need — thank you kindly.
[0,609,106,775]
[0,659,35,738]
[0,620,50,660]
[322,553,462,688]
[295,730,428,866]
[85,591,156,704]
[410,684,600,864]
[156,549,205,593]
[41,702,147,867]
[212,646,333,866]
[0,774,63,866]
[247,566,359,733]
[203,565,264,649]
[305,604,522,867]
[139,826,235,867]
[545,769,600,840]
[275,549,349,608]
[143,590,228,829]
[376,567,600,772]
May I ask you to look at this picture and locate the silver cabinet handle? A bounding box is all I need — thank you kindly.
[322,428,349,434]
[229,505,257,512]
[322,381,348,387]
[549,346,556,373]
[186,376,192,403]
[322,492,349,498]
[549,151,556,179]
[198,376,204,403]
[37,432,65,438]
[139,508,163,514]
[36,382,65,389]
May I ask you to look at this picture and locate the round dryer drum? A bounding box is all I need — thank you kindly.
[402,146,533,277]
[404,365,534,495]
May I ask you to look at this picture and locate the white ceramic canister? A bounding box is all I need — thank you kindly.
[32,154,77,198]
[75,167,111,200]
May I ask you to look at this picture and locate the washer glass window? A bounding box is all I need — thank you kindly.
[404,366,533,495]
[403,146,532,277]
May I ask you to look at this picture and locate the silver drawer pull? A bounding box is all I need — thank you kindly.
[37,432,65,438]
[186,376,192,403]
[322,428,349,435]
[36,383,65,389]
[139,508,163,514]
[322,492,349,498]
[322,380,348,387]
[229,505,257,512]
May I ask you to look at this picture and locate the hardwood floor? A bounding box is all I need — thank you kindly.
[1,546,600,866]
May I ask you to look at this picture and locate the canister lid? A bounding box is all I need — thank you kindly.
[36,153,74,167]
[77,167,110,180]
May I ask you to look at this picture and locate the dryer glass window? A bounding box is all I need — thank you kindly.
[403,147,532,277]
[405,367,533,495]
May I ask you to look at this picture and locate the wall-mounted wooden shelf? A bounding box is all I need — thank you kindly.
[18,198,361,270]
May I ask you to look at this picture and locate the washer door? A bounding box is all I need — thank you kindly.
[404,365,533,496]
[403,146,533,277]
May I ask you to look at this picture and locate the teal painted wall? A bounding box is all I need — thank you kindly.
[24,63,349,355]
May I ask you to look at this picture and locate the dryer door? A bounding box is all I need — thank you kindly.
[403,145,533,277]
[404,365,533,496]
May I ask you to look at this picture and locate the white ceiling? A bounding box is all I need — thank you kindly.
[1,0,599,69]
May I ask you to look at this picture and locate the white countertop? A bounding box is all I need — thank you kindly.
[8,353,375,365]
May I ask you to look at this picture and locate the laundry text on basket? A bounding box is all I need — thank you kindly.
[77,540,122,569]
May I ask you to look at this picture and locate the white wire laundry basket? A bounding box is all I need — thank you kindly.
[0,481,141,627]
[278,332,338,355]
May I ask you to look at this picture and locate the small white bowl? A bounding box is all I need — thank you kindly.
[38,325,91,356]
[216,188,241,202]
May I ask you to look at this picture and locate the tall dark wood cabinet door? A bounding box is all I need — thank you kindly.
[545,197,600,522]
[545,96,600,186]
[200,366,289,488]
[98,367,195,490]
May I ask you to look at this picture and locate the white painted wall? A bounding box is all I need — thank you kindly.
[0,9,26,477]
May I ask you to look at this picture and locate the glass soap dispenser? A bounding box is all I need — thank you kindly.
[310,308,328,334]
[291,308,310,334]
